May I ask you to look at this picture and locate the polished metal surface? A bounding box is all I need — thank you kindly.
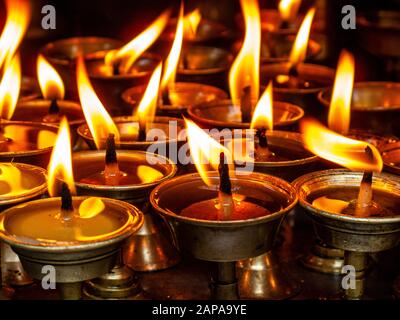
[0,121,58,168]
[150,172,298,262]
[260,63,334,115]
[122,81,228,118]
[72,150,180,272]
[381,138,400,175]
[318,82,400,136]
[77,116,185,153]
[237,251,301,300]
[188,99,304,131]
[0,197,143,300]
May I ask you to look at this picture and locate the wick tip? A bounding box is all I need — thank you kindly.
[61,183,73,211]
[105,134,117,164]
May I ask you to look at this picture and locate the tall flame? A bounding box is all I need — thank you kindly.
[47,117,76,197]
[250,81,273,130]
[278,0,301,22]
[229,0,261,104]
[105,10,170,75]
[288,7,315,68]
[328,50,355,135]
[300,119,382,172]
[136,63,162,129]
[183,9,201,39]
[0,0,31,69]
[0,54,21,120]
[37,54,65,100]
[185,118,233,186]
[161,3,184,90]
[77,56,120,149]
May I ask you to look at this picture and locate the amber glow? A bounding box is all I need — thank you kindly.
[185,118,233,186]
[105,10,170,74]
[0,54,21,120]
[183,9,201,39]
[77,56,120,149]
[300,119,383,172]
[278,0,301,22]
[288,7,315,68]
[328,50,355,135]
[79,197,105,219]
[0,0,30,69]
[250,81,273,130]
[229,0,260,104]
[161,4,184,91]
[37,54,65,100]
[137,165,163,184]
[136,63,162,131]
[47,117,76,197]
[0,164,28,197]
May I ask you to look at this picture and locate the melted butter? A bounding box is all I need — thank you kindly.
[312,196,349,214]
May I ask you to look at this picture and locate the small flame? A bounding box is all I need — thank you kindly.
[105,10,170,75]
[250,81,273,130]
[229,0,261,104]
[135,63,162,130]
[185,118,233,186]
[288,7,315,68]
[278,0,301,22]
[37,54,65,100]
[0,164,28,197]
[161,3,184,91]
[183,9,201,39]
[0,54,21,120]
[328,50,355,135]
[77,56,120,149]
[47,117,76,197]
[0,0,31,69]
[300,118,383,172]
[79,197,105,219]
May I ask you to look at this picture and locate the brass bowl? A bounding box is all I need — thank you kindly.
[40,37,122,98]
[177,46,233,90]
[188,99,304,131]
[0,120,58,168]
[85,52,161,116]
[228,130,319,181]
[260,63,334,116]
[122,82,228,118]
[150,172,297,262]
[77,116,185,153]
[0,197,144,283]
[318,82,400,136]
[293,169,400,252]
[72,150,177,201]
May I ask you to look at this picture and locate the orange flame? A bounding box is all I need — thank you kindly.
[185,118,233,186]
[328,50,355,135]
[229,0,260,104]
[250,81,273,130]
[47,117,76,197]
[79,197,105,219]
[278,0,301,22]
[288,7,315,68]
[161,3,184,91]
[77,56,120,149]
[105,10,170,75]
[183,8,201,39]
[0,54,21,120]
[300,118,382,172]
[136,63,162,131]
[0,0,30,69]
[37,54,65,100]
